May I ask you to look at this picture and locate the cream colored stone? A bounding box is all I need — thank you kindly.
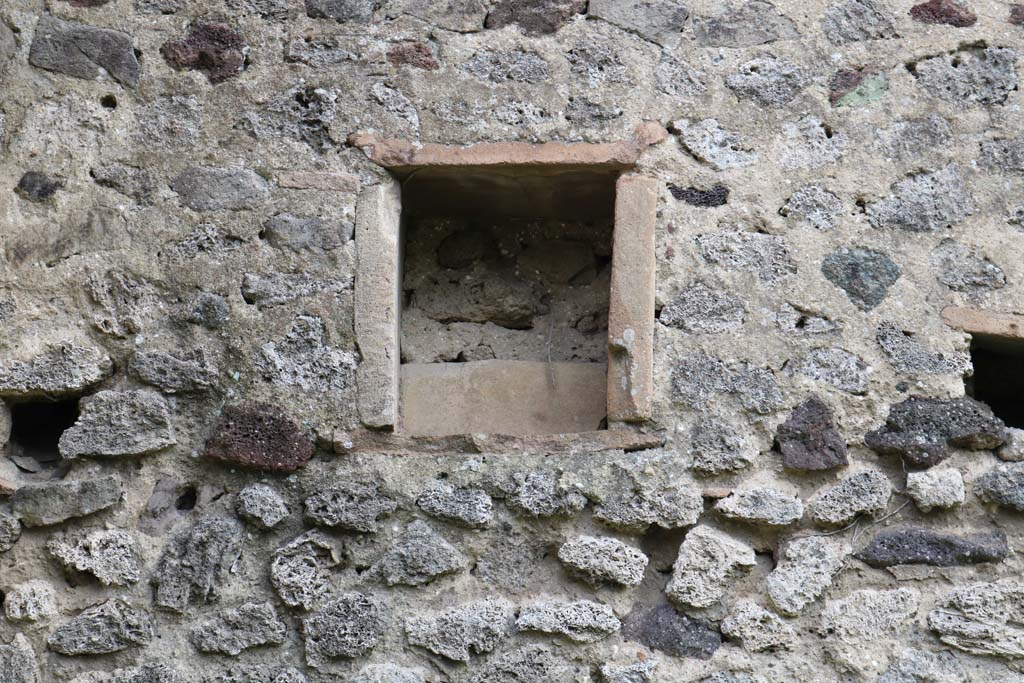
[277,171,361,192]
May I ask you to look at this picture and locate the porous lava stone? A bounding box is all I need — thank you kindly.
[1011,4,1024,24]
[485,0,587,35]
[203,402,315,472]
[386,41,439,70]
[622,603,721,659]
[775,396,848,471]
[855,527,1008,567]
[15,172,63,202]
[669,184,729,207]
[160,23,247,84]
[909,0,977,26]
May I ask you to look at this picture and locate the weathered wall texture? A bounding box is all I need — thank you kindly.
[1,0,1024,682]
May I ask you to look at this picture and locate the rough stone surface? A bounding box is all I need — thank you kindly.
[877,648,967,683]
[58,390,175,458]
[0,345,112,398]
[928,580,1024,660]
[236,483,289,529]
[416,482,493,527]
[593,466,703,532]
[666,526,756,608]
[153,516,244,612]
[877,321,971,375]
[689,415,759,475]
[867,166,973,232]
[270,531,340,609]
[0,634,41,683]
[170,166,271,211]
[11,476,122,527]
[715,488,804,526]
[0,512,21,552]
[1000,427,1024,461]
[129,350,218,393]
[725,55,811,107]
[517,600,620,643]
[977,463,1024,511]
[15,172,63,202]
[906,468,965,512]
[780,186,844,230]
[48,529,142,586]
[822,0,898,43]
[929,239,1006,291]
[405,599,514,661]
[372,520,468,586]
[589,0,689,46]
[819,589,919,678]
[866,397,1007,468]
[775,397,848,470]
[856,527,1008,567]
[721,600,796,652]
[47,599,154,655]
[161,23,247,84]
[911,47,1019,106]
[3,580,56,623]
[204,403,315,473]
[821,247,901,310]
[622,604,721,659]
[484,0,587,35]
[767,537,848,615]
[302,593,387,667]
[305,481,397,532]
[659,282,746,334]
[558,535,649,587]
[674,119,758,170]
[190,602,288,655]
[693,1,799,47]
[790,347,869,395]
[810,469,892,526]
[980,137,1024,174]
[29,15,140,87]
[910,0,977,27]
[694,231,796,284]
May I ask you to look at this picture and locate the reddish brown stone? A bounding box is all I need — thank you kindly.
[62,0,112,5]
[203,403,315,472]
[160,23,247,84]
[1010,4,1024,24]
[775,396,848,471]
[828,67,867,105]
[485,0,587,35]
[909,0,977,26]
[387,41,439,70]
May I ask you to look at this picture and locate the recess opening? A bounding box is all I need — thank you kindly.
[397,166,618,437]
[6,398,79,473]
[968,334,1024,428]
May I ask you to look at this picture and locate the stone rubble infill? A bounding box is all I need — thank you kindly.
[270,530,341,609]
[558,535,649,587]
[599,659,658,683]
[372,520,468,586]
[58,390,176,459]
[622,603,721,659]
[0,634,41,683]
[720,600,796,652]
[0,344,112,398]
[47,599,154,655]
[855,527,1008,567]
[29,15,141,87]
[152,516,243,612]
[0,511,20,552]
[47,529,142,586]
[977,462,1024,511]
[767,536,849,616]
[928,580,1024,659]
[819,588,920,678]
[415,481,493,528]
[906,468,965,512]
[69,664,188,683]
[305,480,398,532]
[865,396,1007,467]
[505,469,588,517]
[189,601,288,655]
[11,476,122,527]
[810,469,892,527]
[236,483,290,529]
[203,402,316,473]
[592,470,702,533]
[665,526,756,609]
[714,487,804,526]
[516,600,621,643]
[128,350,219,393]
[302,593,387,667]
[775,396,848,471]
[404,599,514,662]
[3,580,56,623]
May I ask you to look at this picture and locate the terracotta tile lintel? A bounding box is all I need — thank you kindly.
[942,306,1024,340]
[348,121,668,172]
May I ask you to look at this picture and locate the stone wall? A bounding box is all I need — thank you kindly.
[1,1,1024,682]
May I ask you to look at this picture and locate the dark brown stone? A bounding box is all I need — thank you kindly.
[203,402,315,473]
[62,0,113,5]
[668,184,729,207]
[909,0,977,26]
[387,41,439,70]
[828,67,873,105]
[1010,4,1024,24]
[485,0,587,35]
[15,172,63,202]
[160,23,246,84]
[776,396,848,471]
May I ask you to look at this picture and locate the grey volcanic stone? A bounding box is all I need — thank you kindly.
[190,602,288,655]
[689,415,758,475]
[721,600,795,652]
[820,588,919,678]
[980,137,1024,174]
[715,488,804,526]
[263,213,349,252]
[1000,427,1024,461]
[671,354,783,414]
[0,511,21,552]
[821,0,897,43]
[589,0,689,46]
[170,166,271,211]
[876,321,971,375]
[304,481,397,532]
[237,484,289,529]
[792,347,869,394]
[781,115,848,170]
[92,162,158,205]
[558,535,648,587]
[516,600,620,643]
[865,396,1007,468]
[912,46,1018,106]
[304,0,375,22]
[302,594,387,667]
[0,634,41,683]
[906,468,965,512]
[59,390,176,458]
[484,0,587,35]
[927,580,1024,659]
[462,49,549,84]
[675,119,758,170]
[15,172,63,202]
[725,55,811,107]
[506,469,587,517]
[352,664,425,683]
[659,282,746,334]
[656,53,707,98]
[811,469,892,526]
[0,344,112,399]
[929,239,1005,291]
[373,520,468,586]
[622,603,721,659]
[256,315,357,389]
[153,516,244,612]
[693,1,799,47]
[667,526,756,608]
[47,599,154,655]
[12,476,121,527]
[29,16,141,87]
[129,350,218,393]
[270,531,340,609]
[776,397,848,470]
[695,231,796,284]
[780,186,844,230]
[822,247,900,310]
[856,527,1008,567]
[977,462,1024,510]
[599,660,658,683]
[404,599,514,661]
[593,468,702,532]
[416,482,493,527]
[767,537,848,615]
[69,663,189,683]
[879,115,954,161]
[468,644,579,683]
[878,648,967,683]
[186,292,230,329]
[48,529,142,586]
[3,580,56,622]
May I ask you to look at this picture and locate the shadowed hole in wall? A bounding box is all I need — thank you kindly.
[397,166,617,436]
[968,334,1024,428]
[6,398,79,475]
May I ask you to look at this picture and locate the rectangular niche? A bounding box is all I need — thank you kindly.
[945,306,1024,428]
[353,135,659,438]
